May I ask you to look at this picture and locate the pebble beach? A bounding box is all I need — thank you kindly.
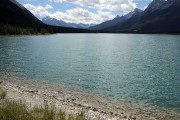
[0,73,179,120]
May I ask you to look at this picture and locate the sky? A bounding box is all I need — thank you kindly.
[17,0,153,24]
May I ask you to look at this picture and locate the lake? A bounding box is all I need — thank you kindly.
[0,34,180,112]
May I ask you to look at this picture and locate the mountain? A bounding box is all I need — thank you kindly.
[68,23,95,29]
[42,16,71,27]
[42,16,96,29]
[145,0,174,13]
[1,0,178,34]
[0,0,44,27]
[89,8,143,30]
[0,0,93,34]
[106,0,180,33]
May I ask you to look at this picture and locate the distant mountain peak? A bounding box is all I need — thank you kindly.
[89,8,143,30]
[43,16,51,19]
[105,0,180,33]
[115,15,121,18]
[123,8,143,19]
[134,8,143,13]
[42,16,96,28]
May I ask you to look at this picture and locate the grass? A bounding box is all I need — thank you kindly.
[0,89,87,120]
[0,100,87,120]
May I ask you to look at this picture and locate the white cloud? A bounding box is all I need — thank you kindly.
[23,4,115,24]
[50,0,137,14]
[24,4,50,19]
[52,8,115,24]
[45,4,53,9]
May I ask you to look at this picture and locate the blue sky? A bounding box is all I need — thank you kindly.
[17,0,152,24]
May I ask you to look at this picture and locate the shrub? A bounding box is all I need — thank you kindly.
[0,89,6,99]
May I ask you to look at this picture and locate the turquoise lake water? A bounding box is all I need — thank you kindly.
[0,34,180,111]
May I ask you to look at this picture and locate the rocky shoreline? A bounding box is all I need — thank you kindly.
[0,74,179,120]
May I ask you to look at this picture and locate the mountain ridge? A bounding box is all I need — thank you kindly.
[105,0,180,33]
[42,16,96,29]
[0,0,180,34]
[0,0,43,27]
[90,8,143,30]
[0,0,93,34]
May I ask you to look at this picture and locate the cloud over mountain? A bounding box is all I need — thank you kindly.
[23,4,115,24]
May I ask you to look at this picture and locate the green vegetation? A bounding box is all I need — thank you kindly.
[0,23,53,35]
[0,89,86,120]
[0,101,86,120]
